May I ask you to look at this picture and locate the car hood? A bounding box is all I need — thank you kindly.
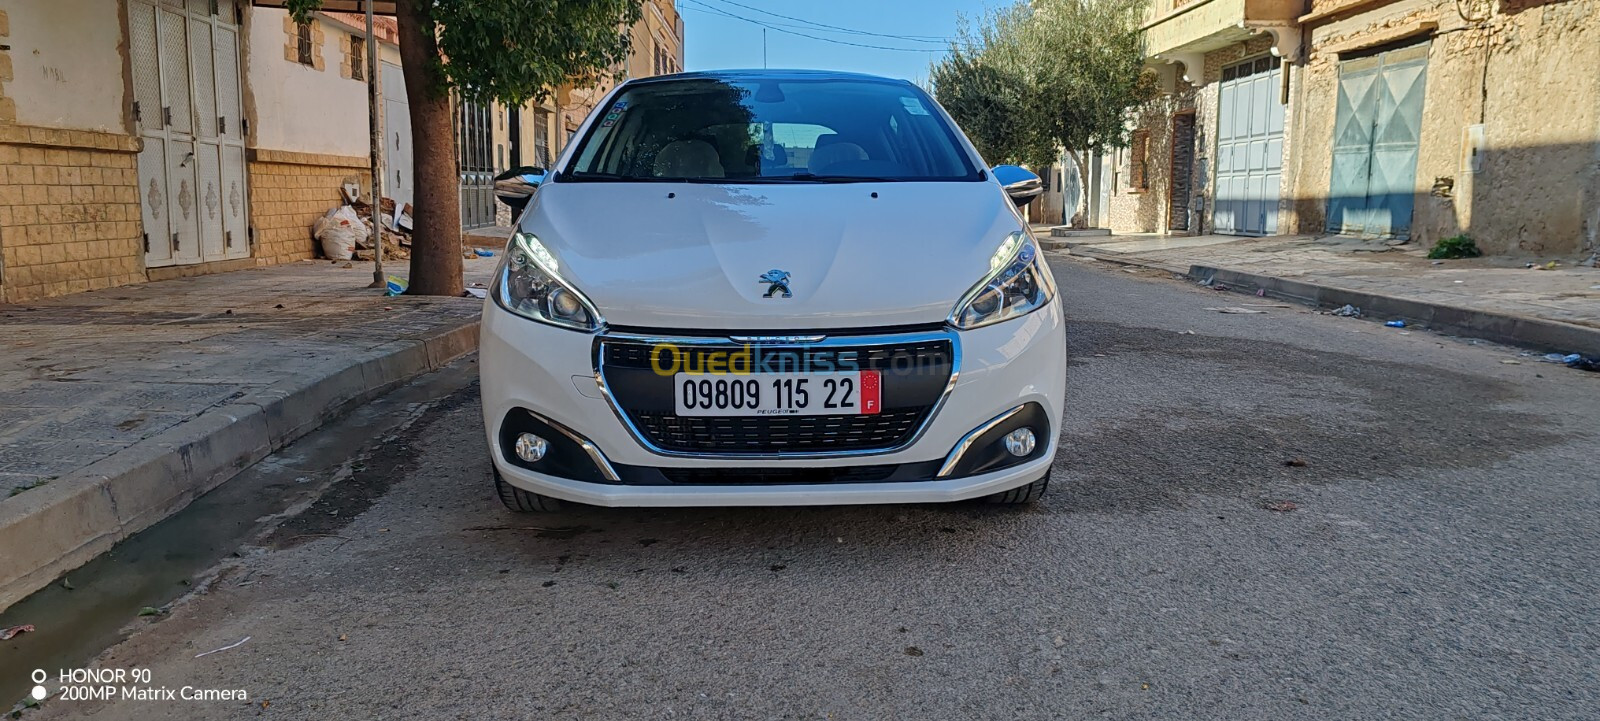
[519,180,1026,331]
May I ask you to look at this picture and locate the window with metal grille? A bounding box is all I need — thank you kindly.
[533,109,551,167]
[296,21,314,65]
[1129,129,1150,191]
[350,36,364,81]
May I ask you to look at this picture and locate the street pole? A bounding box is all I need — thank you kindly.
[365,0,385,289]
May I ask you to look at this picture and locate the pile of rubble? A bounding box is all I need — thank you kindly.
[313,195,415,262]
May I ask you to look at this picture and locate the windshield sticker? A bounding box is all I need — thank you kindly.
[900,96,930,116]
[598,101,629,128]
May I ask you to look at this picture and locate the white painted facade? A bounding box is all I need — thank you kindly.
[0,0,127,132]
[245,8,371,157]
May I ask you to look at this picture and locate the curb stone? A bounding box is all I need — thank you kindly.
[1056,245,1600,356]
[1186,265,1600,357]
[0,321,480,612]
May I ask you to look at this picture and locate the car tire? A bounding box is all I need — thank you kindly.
[986,471,1050,505]
[494,468,565,513]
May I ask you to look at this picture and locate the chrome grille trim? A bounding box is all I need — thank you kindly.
[592,328,962,459]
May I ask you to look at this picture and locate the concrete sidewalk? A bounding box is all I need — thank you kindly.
[1042,229,1600,356]
[0,258,496,611]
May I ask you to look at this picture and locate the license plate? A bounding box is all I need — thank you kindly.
[673,371,881,417]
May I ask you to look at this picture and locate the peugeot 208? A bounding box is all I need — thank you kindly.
[480,70,1064,511]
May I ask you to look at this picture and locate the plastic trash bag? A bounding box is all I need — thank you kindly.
[312,205,369,260]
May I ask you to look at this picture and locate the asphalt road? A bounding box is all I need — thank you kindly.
[27,255,1600,720]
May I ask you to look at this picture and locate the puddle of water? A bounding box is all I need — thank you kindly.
[0,358,478,705]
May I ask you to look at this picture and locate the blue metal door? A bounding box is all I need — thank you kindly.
[1327,43,1429,239]
[1214,56,1284,236]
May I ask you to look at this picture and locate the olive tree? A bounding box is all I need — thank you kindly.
[930,7,1055,172]
[287,0,641,296]
[934,0,1156,225]
[1025,0,1156,223]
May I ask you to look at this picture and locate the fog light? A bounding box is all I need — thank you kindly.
[1003,428,1036,457]
[514,433,549,463]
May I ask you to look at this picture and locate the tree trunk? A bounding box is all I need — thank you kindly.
[1066,149,1092,229]
[397,0,464,296]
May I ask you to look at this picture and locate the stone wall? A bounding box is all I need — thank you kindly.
[246,149,370,264]
[0,126,143,302]
[1291,0,1600,254]
[1107,87,1200,234]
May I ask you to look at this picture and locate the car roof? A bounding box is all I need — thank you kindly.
[622,69,913,87]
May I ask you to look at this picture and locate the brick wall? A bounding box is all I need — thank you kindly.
[247,149,370,264]
[0,125,143,303]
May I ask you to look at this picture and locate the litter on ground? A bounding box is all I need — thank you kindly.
[194,636,251,659]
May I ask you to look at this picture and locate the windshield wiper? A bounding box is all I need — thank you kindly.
[786,172,904,183]
[568,173,727,184]
[567,171,631,182]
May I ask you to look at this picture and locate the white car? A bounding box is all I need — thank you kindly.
[480,70,1065,511]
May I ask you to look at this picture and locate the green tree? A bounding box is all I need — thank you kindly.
[287,0,641,295]
[1025,0,1156,225]
[934,0,1155,226]
[930,7,1055,172]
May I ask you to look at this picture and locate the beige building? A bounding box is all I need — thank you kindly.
[0,0,686,303]
[0,0,401,302]
[1114,0,1600,256]
[555,0,685,142]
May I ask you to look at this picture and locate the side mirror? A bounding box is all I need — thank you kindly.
[991,164,1043,207]
[494,166,547,216]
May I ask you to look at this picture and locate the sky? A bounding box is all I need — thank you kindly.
[679,0,1003,86]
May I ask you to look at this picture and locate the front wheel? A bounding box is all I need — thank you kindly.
[985,471,1050,505]
[494,468,565,513]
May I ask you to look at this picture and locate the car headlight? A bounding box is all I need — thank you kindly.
[495,232,604,331]
[948,231,1056,330]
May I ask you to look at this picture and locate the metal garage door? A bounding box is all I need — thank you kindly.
[129,0,249,268]
[1213,56,1284,236]
[1326,42,1429,240]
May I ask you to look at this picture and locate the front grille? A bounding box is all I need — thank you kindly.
[632,409,925,453]
[599,334,955,455]
[658,465,899,484]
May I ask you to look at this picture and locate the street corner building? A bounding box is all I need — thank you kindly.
[1095,0,1600,256]
[0,0,685,304]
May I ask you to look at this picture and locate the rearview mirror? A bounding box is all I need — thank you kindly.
[991,165,1043,207]
[494,166,547,217]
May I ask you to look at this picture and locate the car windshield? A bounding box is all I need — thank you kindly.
[563,76,982,183]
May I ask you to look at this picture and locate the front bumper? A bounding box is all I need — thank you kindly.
[479,301,1065,507]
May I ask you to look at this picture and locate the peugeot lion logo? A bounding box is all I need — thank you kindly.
[759,269,793,298]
